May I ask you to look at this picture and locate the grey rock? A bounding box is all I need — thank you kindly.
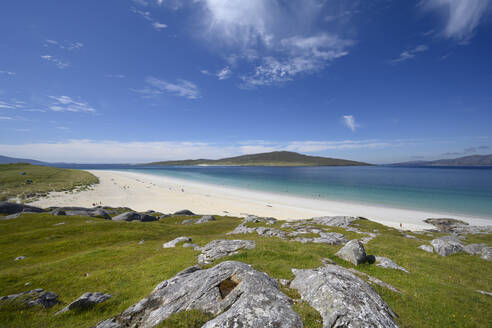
[91,208,112,220]
[476,290,492,296]
[375,256,409,273]
[430,238,464,256]
[158,214,170,220]
[139,214,158,222]
[228,222,286,239]
[198,240,255,265]
[56,292,112,314]
[14,256,26,261]
[279,279,291,287]
[418,245,434,253]
[0,201,45,215]
[181,219,194,225]
[94,261,302,328]
[112,211,142,222]
[53,222,66,226]
[173,209,195,216]
[243,215,277,225]
[291,264,398,328]
[195,215,216,224]
[182,243,200,250]
[50,209,66,216]
[403,234,417,239]
[294,232,347,245]
[138,240,145,245]
[360,232,378,244]
[0,289,59,308]
[227,224,255,235]
[481,247,492,261]
[310,216,357,227]
[162,237,192,248]
[424,218,468,233]
[463,243,487,255]
[335,239,367,265]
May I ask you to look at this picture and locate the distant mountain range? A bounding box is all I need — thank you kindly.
[147,151,370,167]
[390,154,492,167]
[0,155,48,165]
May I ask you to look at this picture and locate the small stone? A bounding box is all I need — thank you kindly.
[14,256,26,261]
[375,256,409,273]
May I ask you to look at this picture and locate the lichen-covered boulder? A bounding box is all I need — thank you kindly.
[198,240,255,265]
[291,264,399,328]
[335,239,367,265]
[94,261,302,328]
[430,238,464,256]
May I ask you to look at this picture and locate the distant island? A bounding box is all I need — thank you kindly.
[0,155,47,165]
[390,154,492,167]
[147,151,370,167]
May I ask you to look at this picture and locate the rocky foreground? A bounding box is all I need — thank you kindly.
[0,201,491,327]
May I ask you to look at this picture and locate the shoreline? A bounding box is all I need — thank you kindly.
[29,169,492,231]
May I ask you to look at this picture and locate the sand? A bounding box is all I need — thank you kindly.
[30,170,491,231]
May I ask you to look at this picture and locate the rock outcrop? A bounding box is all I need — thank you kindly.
[294,232,347,245]
[56,292,112,315]
[173,210,195,216]
[291,264,399,327]
[94,261,302,328]
[0,289,59,308]
[310,216,358,227]
[0,201,45,215]
[430,238,464,256]
[112,211,157,222]
[197,240,255,265]
[162,237,192,248]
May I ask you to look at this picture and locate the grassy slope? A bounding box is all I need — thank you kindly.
[0,164,98,202]
[148,151,369,166]
[0,214,490,328]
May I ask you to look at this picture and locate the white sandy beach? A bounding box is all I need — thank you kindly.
[30,170,491,231]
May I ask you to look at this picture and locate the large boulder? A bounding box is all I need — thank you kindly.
[0,201,45,215]
[173,209,195,216]
[198,240,255,265]
[291,264,399,328]
[430,238,464,256]
[112,212,142,222]
[94,261,302,328]
[335,239,367,265]
[56,292,112,315]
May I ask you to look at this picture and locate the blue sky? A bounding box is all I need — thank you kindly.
[0,0,491,164]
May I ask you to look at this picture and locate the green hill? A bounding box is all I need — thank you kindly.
[148,151,369,167]
[390,154,492,167]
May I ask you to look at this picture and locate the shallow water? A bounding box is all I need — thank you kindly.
[56,164,492,219]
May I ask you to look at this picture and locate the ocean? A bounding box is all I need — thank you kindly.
[55,164,492,219]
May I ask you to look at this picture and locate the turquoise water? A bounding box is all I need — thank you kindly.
[112,166,492,219]
[58,164,492,219]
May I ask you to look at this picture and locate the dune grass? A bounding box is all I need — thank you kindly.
[0,163,98,202]
[0,213,490,327]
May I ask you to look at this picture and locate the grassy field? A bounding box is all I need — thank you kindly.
[0,213,490,328]
[0,164,98,202]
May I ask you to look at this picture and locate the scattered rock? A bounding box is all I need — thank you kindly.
[94,261,302,328]
[90,208,112,220]
[243,215,277,225]
[138,240,145,245]
[418,245,434,253]
[56,292,112,315]
[430,238,464,256]
[139,214,158,222]
[198,240,255,265]
[310,216,357,227]
[294,232,347,245]
[463,243,487,255]
[0,201,45,215]
[228,221,287,239]
[14,256,26,261]
[424,218,468,233]
[50,209,66,216]
[112,212,142,222]
[162,237,192,248]
[181,219,194,225]
[476,290,492,297]
[481,247,492,261]
[0,289,59,308]
[173,209,195,216]
[375,256,409,273]
[360,232,378,244]
[335,239,367,265]
[291,264,398,327]
[182,243,200,250]
[195,215,216,224]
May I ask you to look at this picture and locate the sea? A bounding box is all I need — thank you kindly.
[54,164,492,219]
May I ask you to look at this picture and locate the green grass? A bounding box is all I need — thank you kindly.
[0,163,98,202]
[0,214,490,328]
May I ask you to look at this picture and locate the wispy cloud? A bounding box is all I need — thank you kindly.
[0,100,24,110]
[134,77,200,99]
[48,96,96,113]
[217,67,232,80]
[390,45,429,64]
[343,115,357,132]
[40,55,70,69]
[131,8,167,30]
[105,74,126,79]
[420,0,491,43]
[442,145,490,156]
[0,70,16,76]
[44,39,83,50]
[0,116,13,120]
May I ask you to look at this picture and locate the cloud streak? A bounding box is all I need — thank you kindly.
[41,55,70,69]
[134,77,201,99]
[343,115,357,132]
[390,45,429,64]
[421,0,491,43]
[48,96,96,113]
[131,8,167,30]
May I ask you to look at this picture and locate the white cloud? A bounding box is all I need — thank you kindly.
[48,96,96,113]
[343,115,357,132]
[0,70,16,76]
[0,116,13,120]
[134,77,201,99]
[40,55,70,69]
[421,0,491,43]
[44,39,83,51]
[217,67,232,80]
[198,0,354,87]
[131,8,167,30]
[0,100,24,109]
[0,139,396,163]
[390,45,429,64]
